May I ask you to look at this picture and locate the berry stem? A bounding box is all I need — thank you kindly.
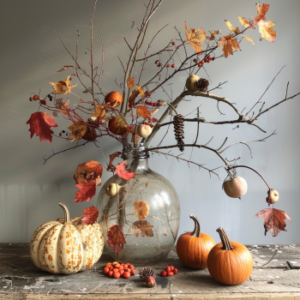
[227,165,271,190]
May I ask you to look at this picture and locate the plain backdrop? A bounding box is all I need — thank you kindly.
[0,0,300,245]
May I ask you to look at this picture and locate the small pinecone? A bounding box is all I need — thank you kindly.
[196,78,209,92]
[173,114,185,152]
[139,267,155,282]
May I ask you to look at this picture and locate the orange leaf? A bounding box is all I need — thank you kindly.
[133,200,149,220]
[128,90,140,108]
[74,182,96,203]
[81,206,99,225]
[136,85,145,98]
[225,20,240,34]
[254,208,291,237]
[127,77,134,89]
[107,225,126,253]
[50,75,76,94]
[218,35,240,58]
[115,161,135,180]
[137,105,151,120]
[253,3,270,24]
[184,21,206,53]
[26,112,58,143]
[258,20,276,42]
[107,151,122,172]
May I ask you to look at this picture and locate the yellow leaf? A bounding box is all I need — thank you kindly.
[218,35,240,58]
[258,20,276,42]
[136,85,145,98]
[206,30,220,41]
[127,78,134,89]
[92,105,106,118]
[185,21,206,53]
[68,121,87,141]
[244,35,255,45]
[225,20,240,35]
[238,16,255,29]
[50,75,77,94]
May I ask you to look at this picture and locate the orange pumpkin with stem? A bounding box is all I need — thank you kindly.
[207,227,253,285]
[105,91,123,108]
[176,214,215,269]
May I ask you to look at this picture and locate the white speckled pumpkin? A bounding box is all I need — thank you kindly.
[30,203,104,274]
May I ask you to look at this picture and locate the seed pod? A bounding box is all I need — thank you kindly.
[185,74,200,92]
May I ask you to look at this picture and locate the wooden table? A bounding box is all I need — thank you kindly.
[0,243,299,300]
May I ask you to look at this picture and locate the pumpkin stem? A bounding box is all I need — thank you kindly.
[59,203,70,223]
[217,227,233,250]
[189,214,201,237]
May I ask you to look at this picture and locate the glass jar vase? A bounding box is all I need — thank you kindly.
[96,143,180,265]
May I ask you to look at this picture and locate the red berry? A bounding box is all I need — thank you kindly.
[167,64,170,67]
[130,269,136,276]
[171,64,175,68]
[29,97,33,101]
[172,41,176,45]
[198,63,202,67]
[145,91,151,97]
[173,268,178,275]
[170,266,174,271]
[103,267,109,274]
[165,266,171,273]
[193,58,198,63]
[157,63,162,67]
[160,270,167,277]
[123,272,131,279]
[33,95,40,101]
[155,60,159,64]
[113,272,121,279]
[211,57,215,61]
[167,271,174,276]
[108,271,113,277]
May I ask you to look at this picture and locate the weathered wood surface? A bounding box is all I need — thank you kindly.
[0,243,299,300]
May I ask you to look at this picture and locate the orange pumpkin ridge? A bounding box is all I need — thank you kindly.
[176,214,215,269]
[207,227,253,285]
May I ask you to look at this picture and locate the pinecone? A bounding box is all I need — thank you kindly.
[139,267,155,282]
[173,114,185,152]
[196,78,209,92]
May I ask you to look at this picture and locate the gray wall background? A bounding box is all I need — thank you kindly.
[1,0,299,245]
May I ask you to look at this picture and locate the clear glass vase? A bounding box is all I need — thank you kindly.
[96,143,180,265]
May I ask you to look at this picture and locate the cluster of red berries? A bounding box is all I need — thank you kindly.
[103,262,136,279]
[193,55,215,68]
[160,265,178,277]
[29,94,53,105]
[155,60,175,68]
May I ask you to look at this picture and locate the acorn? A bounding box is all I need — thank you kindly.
[266,189,279,204]
[185,74,200,92]
[106,183,124,196]
[137,124,152,138]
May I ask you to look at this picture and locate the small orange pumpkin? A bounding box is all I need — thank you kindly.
[207,227,253,285]
[105,91,123,108]
[176,214,215,269]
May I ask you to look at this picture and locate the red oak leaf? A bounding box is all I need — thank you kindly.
[253,3,270,24]
[137,105,151,120]
[107,225,126,253]
[74,183,96,203]
[26,112,58,143]
[81,206,99,225]
[254,208,292,237]
[115,161,135,180]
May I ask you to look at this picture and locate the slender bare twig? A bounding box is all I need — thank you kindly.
[90,0,97,105]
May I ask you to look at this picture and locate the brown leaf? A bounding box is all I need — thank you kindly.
[132,220,153,238]
[218,35,240,58]
[185,21,206,53]
[57,66,74,72]
[254,208,292,237]
[107,151,122,172]
[137,106,151,120]
[107,225,126,253]
[133,200,149,220]
[128,90,140,108]
[127,77,134,89]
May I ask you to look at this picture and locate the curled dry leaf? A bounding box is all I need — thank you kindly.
[137,105,151,120]
[225,20,240,34]
[57,66,74,72]
[133,200,150,220]
[26,112,58,143]
[136,85,145,98]
[185,21,206,53]
[115,161,135,180]
[127,77,134,89]
[128,90,140,108]
[49,75,77,94]
[218,35,240,58]
[81,206,99,225]
[258,20,276,42]
[253,3,270,24]
[68,121,88,141]
[254,208,292,237]
[107,151,122,172]
[59,99,70,115]
[132,220,154,237]
[206,30,220,41]
[244,35,255,45]
[107,225,126,253]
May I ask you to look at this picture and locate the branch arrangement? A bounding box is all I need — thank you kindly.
[26,1,295,237]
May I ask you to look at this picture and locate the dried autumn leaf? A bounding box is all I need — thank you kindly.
[132,220,153,237]
[184,21,206,53]
[136,84,145,98]
[26,112,58,143]
[244,35,255,45]
[258,20,276,42]
[59,99,70,115]
[225,20,240,34]
[127,77,134,89]
[206,30,220,41]
[68,121,88,141]
[81,206,99,225]
[238,16,255,29]
[92,105,106,118]
[150,117,158,123]
[128,90,140,108]
[57,66,74,72]
[137,105,151,120]
[133,200,150,220]
[50,75,77,94]
[254,208,292,237]
[107,225,126,253]
[115,161,135,180]
[108,116,128,136]
[74,160,103,186]
[218,35,240,58]
[253,3,270,24]
[107,151,122,172]
[74,183,96,203]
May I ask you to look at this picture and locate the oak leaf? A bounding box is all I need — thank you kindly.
[49,75,77,94]
[132,220,153,237]
[136,84,145,98]
[185,21,206,53]
[81,206,99,225]
[107,151,122,172]
[225,20,240,34]
[137,105,151,120]
[74,183,96,203]
[115,161,135,180]
[107,225,126,253]
[253,3,270,24]
[254,208,292,237]
[218,35,240,58]
[68,121,88,141]
[127,77,134,89]
[238,16,255,29]
[133,200,150,220]
[258,20,276,42]
[26,112,58,143]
